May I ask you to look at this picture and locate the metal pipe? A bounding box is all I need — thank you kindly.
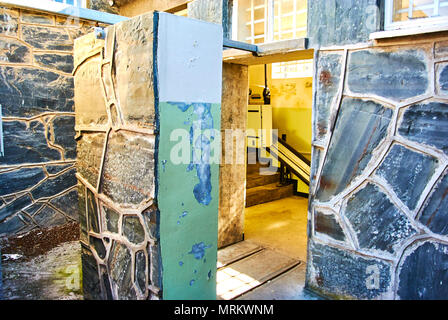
[223,38,259,55]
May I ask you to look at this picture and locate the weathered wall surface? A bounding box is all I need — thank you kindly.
[89,0,119,14]
[218,62,248,248]
[74,13,159,300]
[188,0,231,39]
[306,34,448,299]
[307,0,382,48]
[0,6,105,236]
[75,12,222,300]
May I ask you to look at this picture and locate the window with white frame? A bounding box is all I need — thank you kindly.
[234,0,307,44]
[385,0,448,30]
[52,0,87,8]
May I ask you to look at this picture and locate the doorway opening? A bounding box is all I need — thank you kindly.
[217,56,315,300]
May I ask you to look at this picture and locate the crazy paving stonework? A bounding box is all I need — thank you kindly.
[75,12,222,300]
[74,15,159,300]
[307,39,448,299]
[0,6,107,236]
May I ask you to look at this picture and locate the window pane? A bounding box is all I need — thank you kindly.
[392,0,448,22]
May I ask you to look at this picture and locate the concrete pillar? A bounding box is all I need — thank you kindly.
[74,11,223,300]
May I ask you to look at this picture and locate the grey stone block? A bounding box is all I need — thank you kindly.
[307,240,392,299]
[314,209,346,242]
[347,49,429,100]
[419,170,448,236]
[376,144,438,211]
[0,121,61,166]
[398,241,448,299]
[316,98,393,202]
[398,101,448,154]
[344,183,417,254]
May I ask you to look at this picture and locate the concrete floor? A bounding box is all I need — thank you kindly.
[233,195,322,300]
[244,195,309,261]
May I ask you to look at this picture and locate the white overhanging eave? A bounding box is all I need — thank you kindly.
[0,0,129,25]
[370,22,448,40]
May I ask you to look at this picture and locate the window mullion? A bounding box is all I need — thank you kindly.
[408,0,414,19]
[435,0,440,16]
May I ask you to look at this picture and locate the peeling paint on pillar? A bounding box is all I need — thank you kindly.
[156,12,222,300]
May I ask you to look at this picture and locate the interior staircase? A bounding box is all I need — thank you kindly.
[245,162,294,207]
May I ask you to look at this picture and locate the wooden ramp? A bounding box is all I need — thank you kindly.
[217,241,300,300]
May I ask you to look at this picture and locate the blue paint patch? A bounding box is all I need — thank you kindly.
[190,279,195,286]
[177,220,181,225]
[194,269,197,274]
[188,242,212,260]
[208,270,212,280]
[180,211,188,218]
[174,102,214,206]
[179,261,184,266]
[161,160,167,172]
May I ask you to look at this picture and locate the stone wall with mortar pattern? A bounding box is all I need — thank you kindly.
[306,37,448,299]
[74,14,160,300]
[0,5,107,236]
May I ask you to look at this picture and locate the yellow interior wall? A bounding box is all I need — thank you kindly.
[248,63,312,194]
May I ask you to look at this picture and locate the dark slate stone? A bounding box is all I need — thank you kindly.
[0,121,61,166]
[0,194,32,222]
[314,209,346,242]
[50,189,78,221]
[122,216,145,245]
[344,183,417,254]
[142,206,160,240]
[0,38,31,63]
[50,116,76,160]
[0,215,25,235]
[23,203,43,216]
[108,241,136,300]
[104,205,120,234]
[439,64,448,95]
[399,102,448,154]
[149,243,162,289]
[45,163,73,175]
[76,132,106,188]
[0,166,46,196]
[347,49,428,100]
[81,243,102,300]
[89,0,119,14]
[315,53,343,140]
[135,250,147,294]
[87,188,100,234]
[0,66,74,117]
[376,144,438,211]
[78,183,88,243]
[398,241,448,299]
[0,8,18,36]
[33,205,67,227]
[435,41,448,59]
[316,98,393,202]
[419,170,448,236]
[21,10,53,25]
[90,236,106,260]
[101,131,155,206]
[307,0,381,48]
[310,146,324,189]
[31,168,77,201]
[21,25,73,51]
[307,240,391,299]
[100,265,113,300]
[34,53,74,74]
